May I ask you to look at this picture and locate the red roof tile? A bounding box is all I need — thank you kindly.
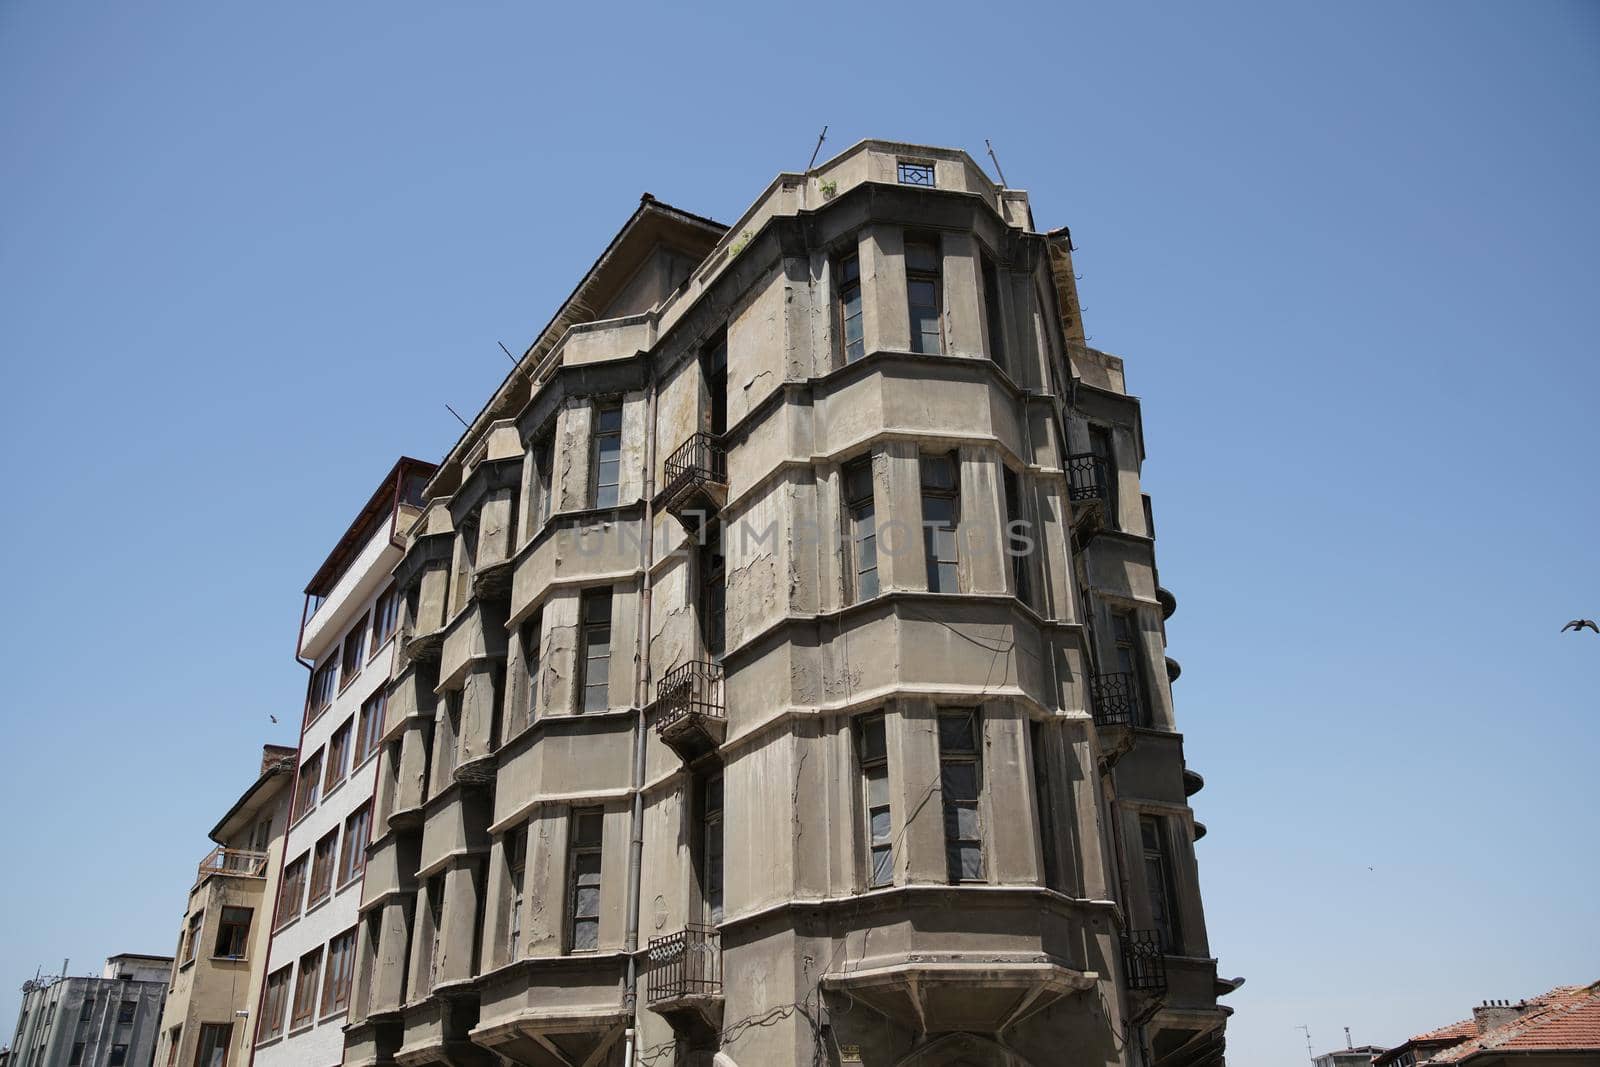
[1429,983,1600,1063]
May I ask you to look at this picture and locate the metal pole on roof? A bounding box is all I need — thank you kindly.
[807,125,828,171]
[985,138,1010,188]
[1298,1025,1314,1064]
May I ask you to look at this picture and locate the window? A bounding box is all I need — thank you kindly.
[1111,610,1151,727]
[81,999,94,1020]
[1030,722,1060,890]
[699,774,724,924]
[258,966,291,1041]
[1089,424,1117,529]
[1003,467,1030,605]
[308,828,339,906]
[1141,815,1182,951]
[579,588,612,712]
[905,237,942,354]
[838,253,864,363]
[340,615,368,687]
[920,453,960,593]
[354,691,385,766]
[451,517,478,617]
[567,808,604,951]
[506,827,527,959]
[339,803,371,886]
[938,709,984,882]
[981,254,1007,368]
[425,875,445,991]
[164,1028,179,1067]
[71,1043,85,1066]
[699,525,725,659]
[182,911,203,964]
[371,586,400,651]
[294,749,323,819]
[306,660,337,724]
[108,1046,127,1067]
[213,907,251,959]
[858,715,893,888]
[325,718,353,791]
[896,159,935,186]
[520,611,543,727]
[320,929,357,1016]
[290,948,322,1029]
[194,1023,231,1067]
[117,1000,136,1024]
[590,403,623,508]
[843,457,878,602]
[277,854,307,924]
[531,434,555,527]
[701,332,728,437]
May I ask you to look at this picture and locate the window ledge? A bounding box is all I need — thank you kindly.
[317,1007,349,1026]
[304,893,333,918]
[324,777,348,803]
[208,955,249,965]
[368,633,396,664]
[272,913,301,935]
[287,1020,316,1037]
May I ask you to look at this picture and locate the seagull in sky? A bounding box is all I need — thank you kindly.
[1561,619,1599,634]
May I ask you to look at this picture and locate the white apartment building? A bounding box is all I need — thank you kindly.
[252,458,433,1067]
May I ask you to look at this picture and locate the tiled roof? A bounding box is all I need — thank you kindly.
[1415,1019,1480,1044]
[1429,983,1600,1063]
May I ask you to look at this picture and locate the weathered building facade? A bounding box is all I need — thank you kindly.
[154,745,295,1067]
[345,140,1231,1067]
[252,458,435,1067]
[7,955,171,1067]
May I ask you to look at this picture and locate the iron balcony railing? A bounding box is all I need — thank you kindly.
[663,432,728,504]
[1122,929,1169,992]
[196,847,270,886]
[646,924,722,1003]
[1066,453,1109,503]
[656,660,725,734]
[1090,671,1143,728]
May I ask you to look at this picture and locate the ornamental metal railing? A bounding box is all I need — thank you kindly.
[1091,672,1143,728]
[662,433,727,504]
[196,847,269,885]
[656,660,725,734]
[1122,929,1169,992]
[646,924,722,1003]
[1066,453,1109,503]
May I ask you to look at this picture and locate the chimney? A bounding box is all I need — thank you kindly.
[1472,998,1534,1033]
[261,744,298,775]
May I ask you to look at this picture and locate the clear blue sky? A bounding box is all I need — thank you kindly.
[2,3,1596,1064]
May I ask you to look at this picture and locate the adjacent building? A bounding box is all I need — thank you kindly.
[1315,1044,1385,1067]
[6,954,171,1067]
[1375,985,1600,1067]
[153,744,295,1067]
[340,139,1232,1067]
[252,458,434,1067]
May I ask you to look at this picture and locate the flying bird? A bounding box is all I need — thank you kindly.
[1561,619,1599,633]
[270,714,279,723]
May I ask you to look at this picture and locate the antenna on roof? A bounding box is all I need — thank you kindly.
[1297,1025,1313,1064]
[497,341,518,366]
[985,138,1010,188]
[445,404,471,429]
[807,125,829,172]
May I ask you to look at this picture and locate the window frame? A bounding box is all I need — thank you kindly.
[905,235,943,354]
[920,452,961,593]
[353,691,385,767]
[370,586,400,654]
[837,251,864,363]
[579,588,612,713]
[289,948,322,1030]
[319,928,357,1018]
[212,906,252,960]
[589,402,623,509]
[276,854,308,927]
[307,827,339,907]
[567,807,604,953]
[858,714,892,888]
[699,772,724,924]
[293,749,323,820]
[338,803,371,887]
[1140,814,1183,952]
[842,456,879,603]
[193,1022,231,1067]
[980,252,1007,370]
[506,826,527,961]
[1002,465,1031,605]
[257,966,291,1042]
[324,718,353,792]
[699,524,725,660]
[339,614,369,690]
[305,660,338,726]
[937,708,985,883]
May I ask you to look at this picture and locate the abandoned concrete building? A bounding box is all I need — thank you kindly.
[6,954,172,1067]
[344,139,1232,1067]
[153,744,296,1067]
[253,457,436,1067]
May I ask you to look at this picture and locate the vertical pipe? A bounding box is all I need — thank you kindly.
[623,367,659,1062]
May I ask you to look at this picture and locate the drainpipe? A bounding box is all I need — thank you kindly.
[623,366,659,1065]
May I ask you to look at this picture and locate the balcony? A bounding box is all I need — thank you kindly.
[1066,452,1109,545]
[661,433,727,532]
[655,660,726,763]
[1090,672,1143,728]
[195,847,269,887]
[646,924,722,1039]
[1122,929,1168,993]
